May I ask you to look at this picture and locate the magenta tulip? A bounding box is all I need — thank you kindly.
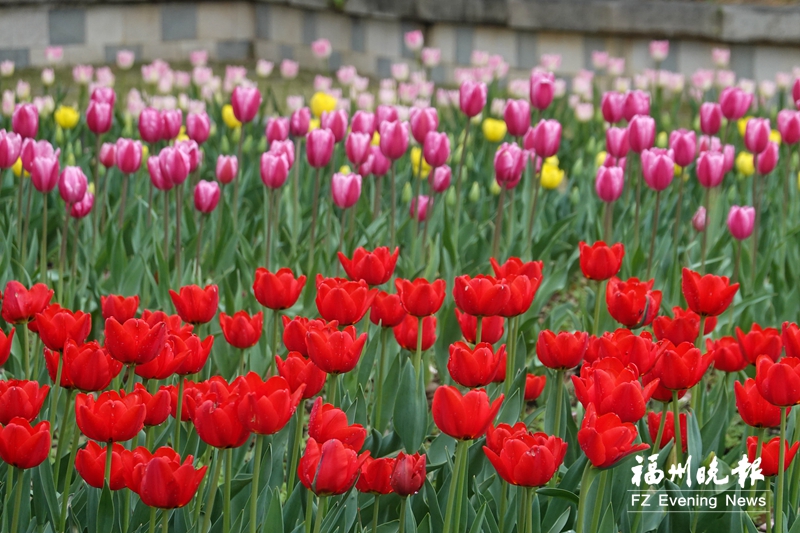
[744,118,770,155]
[58,166,88,204]
[669,129,696,168]
[601,92,625,124]
[595,166,624,203]
[331,172,362,208]
[158,146,190,185]
[289,107,311,137]
[530,71,555,111]
[379,120,410,161]
[430,165,452,193]
[269,139,295,168]
[186,112,210,144]
[503,99,530,138]
[696,150,725,188]
[194,180,220,213]
[410,195,432,221]
[424,131,450,168]
[351,111,376,135]
[692,207,707,232]
[641,148,674,191]
[265,117,289,143]
[31,155,60,193]
[147,156,172,191]
[700,103,722,135]
[138,108,162,144]
[90,87,116,106]
[99,142,116,168]
[623,91,650,121]
[778,110,800,145]
[260,152,290,189]
[628,115,655,153]
[70,192,94,218]
[409,107,439,144]
[345,132,371,166]
[12,103,38,139]
[86,101,111,135]
[306,129,335,168]
[115,139,142,174]
[529,119,561,158]
[719,87,752,120]
[494,142,525,189]
[216,155,238,185]
[606,127,629,159]
[755,141,779,175]
[321,110,348,143]
[231,86,262,123]
[0,130,22,168]
[727,206,755,240]
[376,105,399,128]
[161,109,183,141]
[459,80,487,117]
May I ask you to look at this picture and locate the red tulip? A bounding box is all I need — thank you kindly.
[337,247,399,286]
[681,268,738,317]
[253,267,306,310]
[369,291,407,328]
[735,378,784,429]
[448,342,505,388]
[525,374,546,401]
[308,397,367,450]
[1,281,53,324]
[128,447,207,508]
[391,452,427,496]
[572,358,658,423]
[75,441,127,490]
[50,339,123,392]
[76,391,146,443]
[652,340,711,391]
[281,316,330,356]
[0,380,48,425]
[306,325,367,375]
[707,336,748,373]
[432,386,503,440]
[172,333,214,376]
[275,352,327,399]
[452,275,510,317]
[235,373,303,435]
[536,330,589,370]
[736,324,782,364]
[104,317,168,366]
[193,394,250,449]
[0,418,50,469]
[130,384,172,427]
[315,275,377,326]
[0,328,13,367]
[395,278,446,317]
[489,257,543,281]
[484,432,566,487]
[577,404,649,469]
[34,305,91,351]
[485,422,529,454]
[756,355,800,407]
[652,307,717,346]
[298,438,370,495]
[133,333,189,381]
[498,274,538,317]
[647,411,687,452]
[783,322,800,358]
[585,329,658,375]
[392,315,436,352]
[747,436,799,477]
[100,294,139,323]
[356,456,395,494]
[169,284,218,325]
[219,311,263,349]
[579,242,624,281]
[454,310,504,344]
[605,277,662,329]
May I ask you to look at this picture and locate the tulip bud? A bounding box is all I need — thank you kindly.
[601,92,625,124]
[530,71,555,111]
[493,142,525,189]
[727,205,755,240]
[468,181,480,202]
[115,138,142,174]
[623,90,650,122]
[215,155,238,184]
[161,109,183,140]
[158,146,190,186]
[331,172,362,208]
[459,80,487,117]
[778,110,800,145]
[692,206,707,232]
[138,108,162,144]
[595,166,624,203]
[194,180,220,213]
[429,165,452,193]
[12,103,39,139]
[755,141,779,175]
[699,103,722,135]
[260,152,290,189]
[605,127,629,159]
[99,142,116,168]
[423,131,450,168]
[231,85,262,124]
[527,119,561,158]
[410,195,432,221]
[31,155,60,193]
[58,166,88,204]
[744,118,770,155]
[719,87,752,120]
[345,132,371,166]
[70,191,94,218]
[409,107,439,144]
[379,120,410,161]
[503,99,530,138]
[401,181,413,203]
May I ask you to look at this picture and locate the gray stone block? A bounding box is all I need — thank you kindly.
[583,36,605,70]
[302,11,316,45]
[376,56,392,79]
[0,48,29,68]
[161,4,197,42]
[417,0,508,24]
[256,4,271,39]
[48,7,86,46]
[329,50,342,71]
[516,31,537,70]
[430,64,446,83]
[104,44,143,65]
[351,17,365,52]
[280,44,294,60]
[455,26,473,65]
[729,43,754,80]
[400,20,419,59]
[218,40,252,61]
[721,5,800,45]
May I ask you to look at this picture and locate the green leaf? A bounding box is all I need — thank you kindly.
[95,485,115,533]
[393,360,427,453]
[536,487,579,506]
[467,502,487,533]
[32,463,58,526]
[544,508,570,533]
[598,503,614,533]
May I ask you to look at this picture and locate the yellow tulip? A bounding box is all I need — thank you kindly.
[54,105,80,130]
[142,144,149,160]
[175,125,189,142]
[339,165,351,175]
[674,163,682,177]
[310,92,337,118]
[736,152,755,176]
[737,116,752,138]
[540,163,564,189]
[221,104,242,129]
[12,157,26,178]
[482,118,507,143]
[309,118,321,131]
[595,151,608,168]
[88,182,95,195]
[410,147,431,178]
[545,155,559,167]
[770,129,781,145]
[371,132,380,146]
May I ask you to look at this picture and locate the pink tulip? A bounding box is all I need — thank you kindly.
[527,119,561,159]
[628,115,655,153]
[194,180,220,213]
[641,148,674,191]
[602,154,626,172]
[595,166,624,203]
[727,205,755,240]
[699,103,722,135]
[306,128,335,168]
[493,142,526,189]
[623,91,650,122]
[266,117,289,143]
[58,166,88,204]
[21,139,57,173]
[86,101,112,135]
[147,156,172,191]
[778,110,800,145]
[722,144,735,173]
[649,40,669,62]
[379,120,410,161]
[719,87,752,120]
[70,192,94,218]
[331,172,362,208]
[429,165,451,193]
[601,92,625,124]
[115,138,142,174]
[12,103,38,139]
[311,38,332,59]
[161,109,183,140]
[260,152,290,189]
[376,105,399,128]
[215,155,238,185]
[345,132,371,166]
[99,142,116,168]
[175,140,201,172]
[697,135,721,155]
[351,111,376,135]
[138,108,162,144]
[289,107,311,137]
[404,30,424,52]
[692,207,707,232]
[423,131,450,168]
[530,71,555,111]
[744,118,770,155]
[186,112,210,144]
[605,127,629,159]
[410,195,433,221]
[231,86,262,124]
[269,140,295,168]
[361,145,390,177]
[696,150,725,188]
[503,99,530,138]
[159,147,191,185]
[320,110,348,143]
[0,129,21,168]
[90,87,116,106]
[459,80,487,117]
[409,107,439,144]
[756,141,779,175]
[31,155,60,193]
[669,129,696,168]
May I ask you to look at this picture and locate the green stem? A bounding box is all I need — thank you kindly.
[40,193,48,283]
[233,132,244,235]
[202,449,223,533]
[672,390,683,463]
[264,186,272,269]
[653,401,669,452]
[195,215,205,281]
[673,170,684,250]
[58,417,80,532]
[749,427,766,506]
[10,468,23,533]
[249,435,263,533]
[453,120,471,253]
[552,369,565,439]
[575,464,599,533]
[176,183,183,283]
[589,470,608,533]
[700,186,710,273]
[118,174,128,228]
[525,157,541,258]
[22,324,30,397]
[49,354,64,435]
[526,487,535,533]
[374,328,387,430]
[53,389,73,487]
[329,374,338,406]
[148,506,157,533]
[442,439,468,533]
[451,438,471,533]
[16,171,24,251]
[270,309,280,375]
[398,497,407,533]
[733,240,741,285]
[292,138,301,256]
[506,188,516,252]
[413,317,424,378]
[389,162,397,249]
[776,407,788,533]
[371,497,380,532]
[498,484,507,533]
[287,403,304,490]
[766,483,773,533]
[491,187,506,259]
[162,509,170,533]
[174,378,184,453]
[505,317,516,397]
[223,448,232,533]
[646,190,660,278]
[690,316,707,419]
[104,441,113,488]
[304,489,314,533]
[475,317,483,345]
[634,154,641,250]
[306,167,322,278]
[313,495,326,533]
[191,446,213,526]
[593,281,604,336]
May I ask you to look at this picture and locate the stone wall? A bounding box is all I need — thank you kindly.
[2,0,800,82]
